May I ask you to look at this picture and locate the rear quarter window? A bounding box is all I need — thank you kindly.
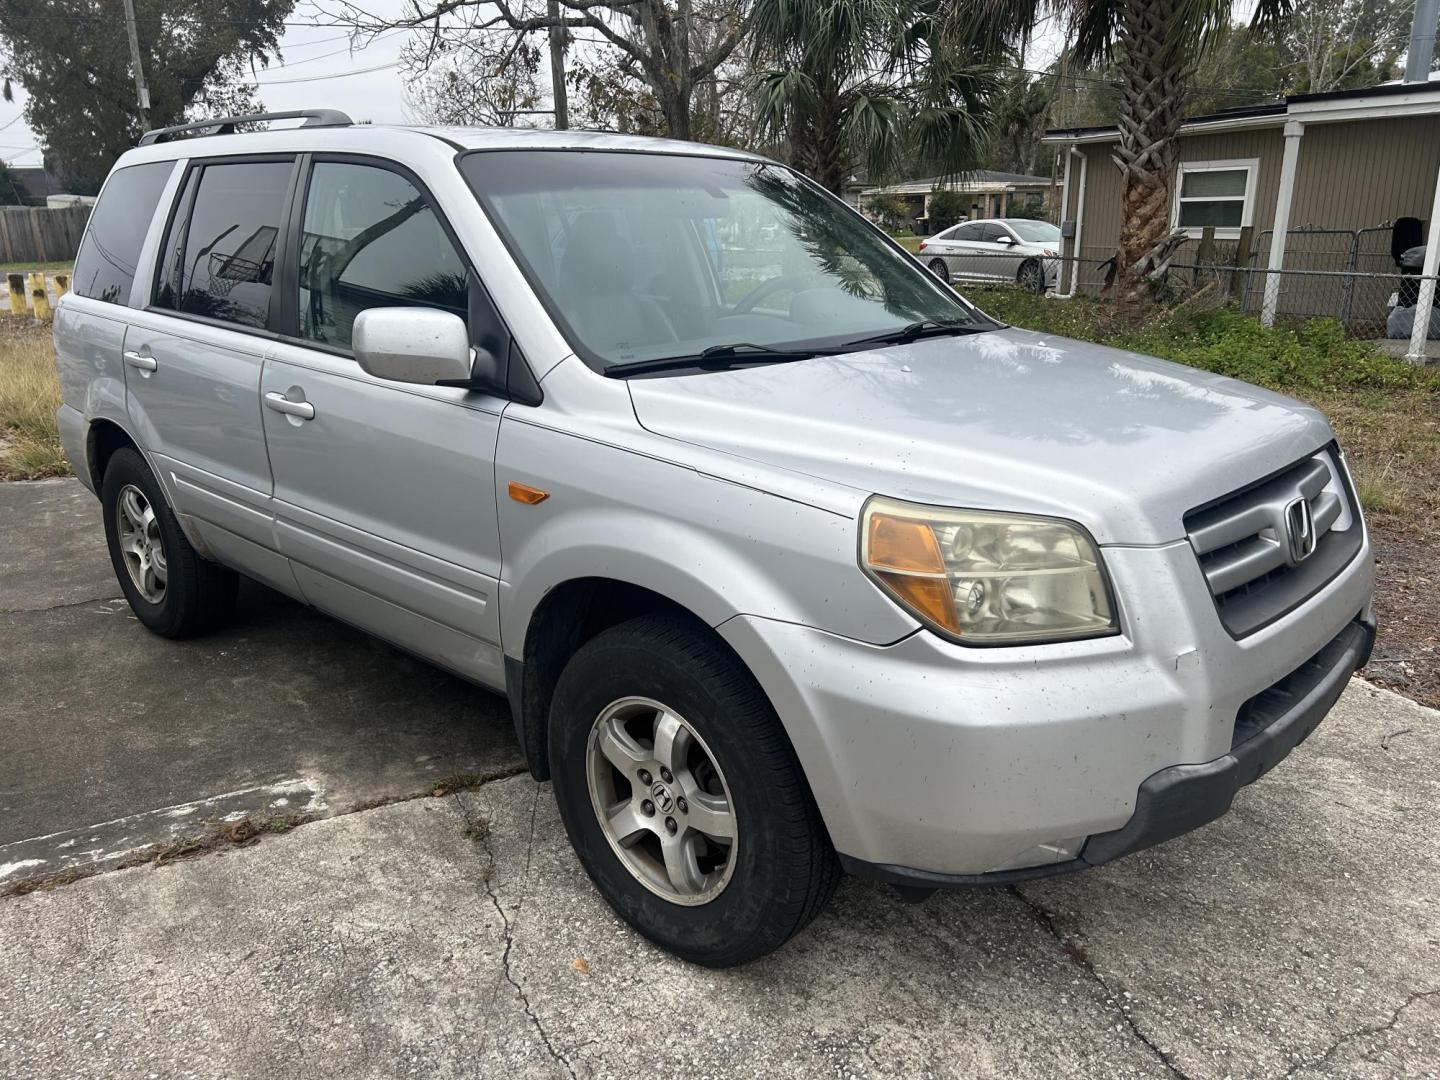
[71,161,174,305]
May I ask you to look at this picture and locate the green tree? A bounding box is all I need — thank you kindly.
[0,160,28,205]
[0,1,293,193]
[927,188,969,230]
[865,192,914,231]
[750,0,997,195]
[944,0,1292,301]
[1186,22,1292,116]
[985,70,1053,176]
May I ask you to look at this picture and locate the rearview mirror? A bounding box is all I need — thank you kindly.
[354,307,484,387]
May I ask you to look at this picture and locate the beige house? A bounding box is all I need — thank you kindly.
[859,171,1052,226]
[1042,78,1440,361]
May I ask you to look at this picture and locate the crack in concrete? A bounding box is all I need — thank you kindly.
[1283,986,1440,1077]
[1010,886,1193,1080]
[4,765,529,899]
[471,788,577,1080]
[1,592,124,616]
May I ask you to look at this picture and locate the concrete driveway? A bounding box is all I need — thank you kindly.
[0,478,522,882]
[1,478,1438,1078]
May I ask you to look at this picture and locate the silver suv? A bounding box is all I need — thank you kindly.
[54,112,1375,966]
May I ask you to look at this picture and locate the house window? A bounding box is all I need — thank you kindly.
[1172,159,1259,237]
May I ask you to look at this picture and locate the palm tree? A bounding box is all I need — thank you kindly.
[944,0,1291,300]
[751,0,997,196]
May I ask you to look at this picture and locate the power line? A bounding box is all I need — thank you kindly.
[255,58,402,85]
[254,29,406,72]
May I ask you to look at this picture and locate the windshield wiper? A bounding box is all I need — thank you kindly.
[840,319,986,350]
[604,342,841,378]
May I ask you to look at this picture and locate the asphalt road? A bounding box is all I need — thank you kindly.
[0,478,522,882]
[2,477,1438,1078]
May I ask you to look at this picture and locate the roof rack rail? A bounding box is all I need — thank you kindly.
[138,109,353,146]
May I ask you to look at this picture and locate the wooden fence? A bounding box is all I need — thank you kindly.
[0,205,91,263]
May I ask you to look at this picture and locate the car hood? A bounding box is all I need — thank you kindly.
[626,327,1334,545]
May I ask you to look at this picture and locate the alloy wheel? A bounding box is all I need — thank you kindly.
[116,484,167,603]
[585,696,737,905]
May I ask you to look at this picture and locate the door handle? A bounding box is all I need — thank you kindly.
[264,391,315,421]
[123,350,157,372]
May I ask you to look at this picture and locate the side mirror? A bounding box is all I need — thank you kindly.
[996,234,1017,246]
[354,307,497,388]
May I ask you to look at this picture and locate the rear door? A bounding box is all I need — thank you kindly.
[55,160,177,479]
[260,156,509,688]
[943,222,986,279]
[122,155,302,595]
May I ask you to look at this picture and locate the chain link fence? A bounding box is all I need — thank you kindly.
[927,242,1440,349]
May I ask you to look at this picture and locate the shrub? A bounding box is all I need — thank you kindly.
[927,189,969,232]
[865,193,912,232]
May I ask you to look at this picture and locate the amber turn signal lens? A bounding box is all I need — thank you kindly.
[508,481,550,505]
[864,512,959,632]
[875,571,959,632]
[867,513,945,574]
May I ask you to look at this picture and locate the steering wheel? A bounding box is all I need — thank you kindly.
[730,274,812,315]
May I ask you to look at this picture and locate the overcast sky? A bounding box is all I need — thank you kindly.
[0,0,1112,176]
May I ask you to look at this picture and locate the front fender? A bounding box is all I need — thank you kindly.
[495,417,917,657]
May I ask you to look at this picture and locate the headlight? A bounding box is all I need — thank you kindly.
[860,497,1118,645]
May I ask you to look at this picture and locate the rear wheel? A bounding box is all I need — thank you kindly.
[1018,258,1045,294]
[101,447,237,638]
[548,613,839,966]
[928,257,951,285]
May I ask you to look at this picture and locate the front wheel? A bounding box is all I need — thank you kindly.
[1018,259,1045,294]
[548,614,839,967]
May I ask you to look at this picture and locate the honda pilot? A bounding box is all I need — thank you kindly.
[54,111,1375,966]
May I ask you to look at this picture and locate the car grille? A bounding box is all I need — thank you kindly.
[1185,447,1362,637]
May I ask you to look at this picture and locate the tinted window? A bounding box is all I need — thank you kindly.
[72,162,173,305]
[298,162,468,350]
[976,224,1006,243]
[155,160,293,329]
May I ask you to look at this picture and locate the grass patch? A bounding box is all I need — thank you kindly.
[0,321,67,481]
[0,261,74,276]
[980,291,1440,394]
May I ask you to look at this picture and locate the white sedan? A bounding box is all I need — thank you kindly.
[918,218,1062,292]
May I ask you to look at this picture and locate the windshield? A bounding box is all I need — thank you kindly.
[459,150,984,371]
[1006,220,1061,243]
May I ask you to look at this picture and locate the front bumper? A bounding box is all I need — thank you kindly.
[841,616,1373,888]
[719,532,1375,880]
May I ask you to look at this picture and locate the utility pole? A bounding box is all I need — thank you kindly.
[121,0,151,129]
[1407,0,1439,84]
[547,0,569,130]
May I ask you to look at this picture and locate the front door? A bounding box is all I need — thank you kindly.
[968,223,1013,281]
[260,158,508,688]
[124,156,301,595]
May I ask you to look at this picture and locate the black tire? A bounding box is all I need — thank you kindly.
[927,257,951,285]
[1017,258,1044,294]
[101,447,238,638]
[548,613,840,967]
